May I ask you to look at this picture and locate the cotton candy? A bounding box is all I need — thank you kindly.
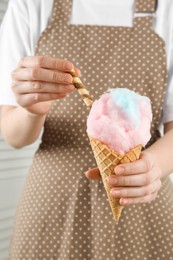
[87,88,152,155]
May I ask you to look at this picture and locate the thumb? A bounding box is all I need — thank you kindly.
[85,167,101,180]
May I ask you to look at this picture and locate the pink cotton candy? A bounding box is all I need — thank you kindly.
[87,88,152,155]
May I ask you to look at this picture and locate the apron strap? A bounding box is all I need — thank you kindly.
[49,0,71,24]
[135,0,157,13]
[50,0,156,31]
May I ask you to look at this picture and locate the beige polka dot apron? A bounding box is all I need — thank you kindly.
[9,0,173,259]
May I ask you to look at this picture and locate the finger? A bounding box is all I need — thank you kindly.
[119,192,158,206]
[16,92,67,107]
[115,155,151,176]
[110,179,162,198]
[85,168,101,180]
[74,68,81,77]
[12,68,73,84]
[19,56,74,72]
[12,81,75,94]
[107,170,159,187]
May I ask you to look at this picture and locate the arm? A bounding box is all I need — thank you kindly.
[0,106,46,148]
[85,122,173,205]
[0,56,80,148]
[145,122,173,177]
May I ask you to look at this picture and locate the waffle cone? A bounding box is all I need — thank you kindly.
[89,136,142,221]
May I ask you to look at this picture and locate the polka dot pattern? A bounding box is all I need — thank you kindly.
[135,0,157,13]
[9,0,173,259]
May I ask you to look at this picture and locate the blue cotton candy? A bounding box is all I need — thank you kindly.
[110,88,141,127]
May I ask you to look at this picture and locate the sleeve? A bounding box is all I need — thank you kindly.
[0,0,32,106]
[162,28,173,124]
[160,0,173,124]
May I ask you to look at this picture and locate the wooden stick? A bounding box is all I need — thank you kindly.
[70,69,94,109]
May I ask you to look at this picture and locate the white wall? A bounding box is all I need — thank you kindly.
[0,1,40,259]
[0,138,39,260]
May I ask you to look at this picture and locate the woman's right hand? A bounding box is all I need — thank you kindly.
[11,56,80,115]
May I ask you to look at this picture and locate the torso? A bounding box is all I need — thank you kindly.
[9,1,173,259]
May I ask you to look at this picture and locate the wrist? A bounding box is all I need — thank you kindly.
[25,109,47,119]
[143,148,165,180]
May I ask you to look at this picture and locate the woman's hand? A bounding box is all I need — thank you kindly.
[11,56,80,115]
[85,151,162,206]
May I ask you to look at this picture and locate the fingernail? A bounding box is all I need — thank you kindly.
[77,69,82,77]
[67,85,75,91]
[120,198,128,205]
[110,189,114,196]
[115,166,125,175]
[110,189,120,196]
[107,177,117,185]
[84,171,89,176]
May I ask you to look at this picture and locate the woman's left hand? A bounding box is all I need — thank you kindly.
[85,151,162,206]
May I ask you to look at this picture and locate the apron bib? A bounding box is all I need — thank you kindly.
[9,1,173,259]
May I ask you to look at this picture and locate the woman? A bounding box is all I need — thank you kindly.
[0,0,173,259]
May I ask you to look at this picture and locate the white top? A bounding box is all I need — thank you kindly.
[0,0,173,124]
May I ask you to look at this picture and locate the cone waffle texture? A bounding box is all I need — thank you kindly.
[89,136,142,221]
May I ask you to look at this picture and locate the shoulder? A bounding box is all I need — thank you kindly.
[8,0,53,10]
[8,0,54,18]
[8,0,49,8]
[156,0,173,34]
[7,0,54,50]
[157,0,173,18]
[158,0,173,8]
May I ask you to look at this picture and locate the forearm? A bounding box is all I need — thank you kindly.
[0,106,46,148]
[145,122,173,178]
